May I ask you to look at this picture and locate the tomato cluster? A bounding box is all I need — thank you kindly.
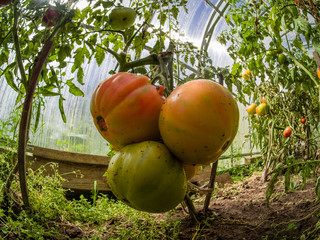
[246,97,268,116]
[91,72,239,213]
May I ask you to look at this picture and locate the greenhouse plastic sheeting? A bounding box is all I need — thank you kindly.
[0,0,251,159]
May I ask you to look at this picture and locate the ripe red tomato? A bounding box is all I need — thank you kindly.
[106,141,187,213]
[42,7,60,28]
[159,79,239,165]
[261,96,266,103]
[301,118,306,124]
[90,72,164,149]
[283,127,292,138]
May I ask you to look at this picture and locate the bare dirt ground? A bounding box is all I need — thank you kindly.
[47,173,320,239]
[175,173,320,240]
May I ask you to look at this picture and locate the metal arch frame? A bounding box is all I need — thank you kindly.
[201,0,232,53]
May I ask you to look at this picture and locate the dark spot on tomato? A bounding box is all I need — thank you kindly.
[97,116,108,131]
[222,140,230,151]
[204,145,208,149]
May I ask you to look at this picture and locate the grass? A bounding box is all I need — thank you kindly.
[0,153,182,239]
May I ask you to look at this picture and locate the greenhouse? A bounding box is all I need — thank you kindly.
[0,0,320,239]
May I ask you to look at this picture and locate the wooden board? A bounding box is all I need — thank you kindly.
[29,146,111,192]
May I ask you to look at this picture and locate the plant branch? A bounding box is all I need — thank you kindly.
[203,161,218,213]
[17,12,73,210]
[18,40,54,210]
[96,44,124,66]
[121,53,160,72]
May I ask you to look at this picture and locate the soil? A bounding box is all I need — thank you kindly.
[176,173,320,240]
[53,172,320,240]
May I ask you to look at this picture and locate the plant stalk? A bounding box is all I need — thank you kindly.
[18,40,54,210]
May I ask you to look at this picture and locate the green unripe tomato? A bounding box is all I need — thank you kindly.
[108,7,136,30]
[106,141,187,213]
[278,53,288,65]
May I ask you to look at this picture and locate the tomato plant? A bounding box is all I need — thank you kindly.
[159,79,239,165]
[90,72,164,149]
[218,0,320,201]
[106,141,187,213]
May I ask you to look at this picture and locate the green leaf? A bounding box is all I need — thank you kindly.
[41,89,60,97]
[231,62,241,76]
[77,67,84,85]
[59,96,67,123]
[266,170,280,207]
[312,38,320,56]
[101,1,113,8]
[95,47,105,67]
[171,5,179,20]
[5,70,20,93]
[66,80,84,97]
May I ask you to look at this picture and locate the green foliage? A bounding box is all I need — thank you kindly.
[219,0,320,201]
[0,156,182,239]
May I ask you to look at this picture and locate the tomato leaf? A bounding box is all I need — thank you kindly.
[66,79,84,97]
[59,96,67,123]
[95,47,105,67]
[5,70,20,93]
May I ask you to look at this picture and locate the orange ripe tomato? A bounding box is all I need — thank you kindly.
[301,118,306,124]
[90,72,164,149]
[246,104,257,115]
[242,70,252,80]
[183,164,201,180]
[261,96,266,103]
[283,127,292,138]
[317,67,320,80]
[159,79,239,165]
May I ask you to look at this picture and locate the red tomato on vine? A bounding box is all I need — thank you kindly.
[283,127,292,138]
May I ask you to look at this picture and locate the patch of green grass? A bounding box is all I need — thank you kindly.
[0,157,182,239]
[218,158,263,182]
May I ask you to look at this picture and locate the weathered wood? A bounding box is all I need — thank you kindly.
[32,146,110,166]
[1,144,111,193]
[29,146,110,192]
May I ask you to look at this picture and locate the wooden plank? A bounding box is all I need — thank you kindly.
[32,146,110,166]
[27,156,110,192]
